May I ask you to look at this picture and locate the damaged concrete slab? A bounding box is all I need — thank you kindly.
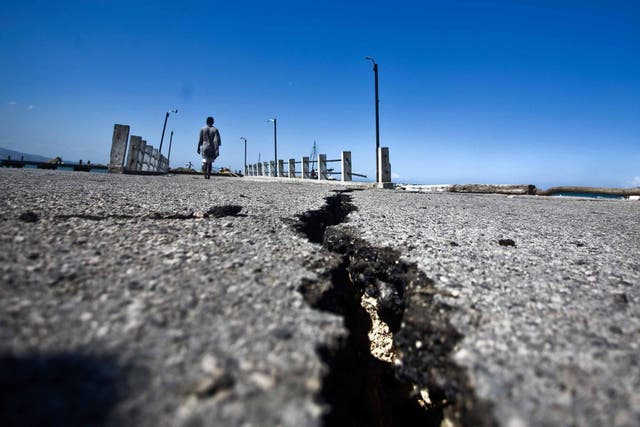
[342,189,640,427]
[1,169,638,427]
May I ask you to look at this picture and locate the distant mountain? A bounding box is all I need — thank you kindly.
[0,147,51,162]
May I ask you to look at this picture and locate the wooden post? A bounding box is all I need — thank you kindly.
[302,156,309,179]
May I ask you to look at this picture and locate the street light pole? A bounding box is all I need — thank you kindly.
[267,118,277,176]
[365,57,380,182]
[240,137,247,176]
[159,109,178,154]
[167,130,174,165]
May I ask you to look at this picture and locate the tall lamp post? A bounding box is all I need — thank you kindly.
[365,57,380,182]
[267,118,277,176]
[159,109,178,154]
[240,137,247,176]
[167,130,174,165]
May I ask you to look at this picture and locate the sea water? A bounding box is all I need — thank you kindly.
[552,192,624,200]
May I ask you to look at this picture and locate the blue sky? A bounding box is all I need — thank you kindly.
[1,0,638,188]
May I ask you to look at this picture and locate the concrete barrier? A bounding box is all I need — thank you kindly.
[288,159,296,178]
[108,124,130,173]
[341,151,352,182]
[244,150,371,185]
[318,154,327,181]
[278,160,284,177]
[126,136,142,171]
[109,123,169,174]
[378,147,391,184]
[137,140,147,171]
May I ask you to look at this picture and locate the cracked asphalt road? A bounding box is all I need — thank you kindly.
[344,188,640,427]
[1,169,639,427]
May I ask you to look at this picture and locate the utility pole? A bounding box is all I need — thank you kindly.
[167,130,174,165]
[267,118,277,177]
[240,137,247,176]
[365,57,380,182]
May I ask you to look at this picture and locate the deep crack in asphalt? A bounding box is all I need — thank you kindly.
[293,191,497,427]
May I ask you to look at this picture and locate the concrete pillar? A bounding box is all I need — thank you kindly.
[277,160,284,177]
[263,162,269,176]
[257,163,263,175]
[159,155,167,172]
[268,161,275,177]
[288,159,296,178]
[143,145,153,171]
[302,156,309,179]
[137,140,146,171]
[378,147,391,183]
[318,154,327,180]
[108,124,130,173]
[126,135,141,171]
[152,148,159,171]
[341,151,352,182]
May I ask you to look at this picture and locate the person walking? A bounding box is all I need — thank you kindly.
[197,116,222,179]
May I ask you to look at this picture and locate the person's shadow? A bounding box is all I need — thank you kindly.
[0,353,132,427]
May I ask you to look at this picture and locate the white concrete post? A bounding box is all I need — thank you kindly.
[137,140,147,171]
[269,161,276,177]
[263,161,270,176]
[288,159,296,178]
[378,147,391,183]
[302,156,309,179]
[277,160,284,177]
[257,163,263,175]
[126,135,141,171]
[152,148,159,171]
[318,154,327,180]
[341,151,352,182]
[143,145,153,171]
[108,124,130,173]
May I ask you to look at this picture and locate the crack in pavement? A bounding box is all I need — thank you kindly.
[52,205,245,221]
[293,191,498,427]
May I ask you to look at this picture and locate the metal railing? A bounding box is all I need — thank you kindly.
[245,151,367,182]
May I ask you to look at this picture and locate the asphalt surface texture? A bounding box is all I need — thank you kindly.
[1,168,638,427]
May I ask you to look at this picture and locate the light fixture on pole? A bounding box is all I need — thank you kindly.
[365,56,380,182]
[240,137,247,176]
[159,109,178,154]
[267,118,277,176]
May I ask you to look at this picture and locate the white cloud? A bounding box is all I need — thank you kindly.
[631,176,640,187]
[391,172,401,179]
[7,101,17,106]
[27,105,34,110]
